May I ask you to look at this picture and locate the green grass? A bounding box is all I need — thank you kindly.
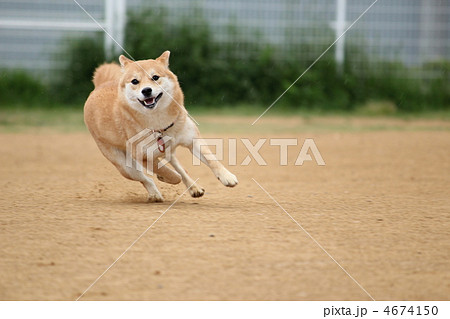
[0,106,86,132]
[188,103,450,120]
[0,104,449,133]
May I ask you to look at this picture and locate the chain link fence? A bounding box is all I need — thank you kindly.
[0,0,449,81]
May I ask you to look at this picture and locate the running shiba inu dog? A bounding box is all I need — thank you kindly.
[84,51,238,202]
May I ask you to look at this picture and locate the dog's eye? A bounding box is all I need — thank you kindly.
[152,75,160,81]
[131,79,139,85]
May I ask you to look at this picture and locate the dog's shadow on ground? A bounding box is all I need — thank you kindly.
[103,192,244,212]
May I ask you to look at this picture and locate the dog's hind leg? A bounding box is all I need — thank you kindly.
[97,143,164,202]
[150,159,182,185]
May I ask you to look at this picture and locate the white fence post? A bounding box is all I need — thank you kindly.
[115,0,127,57]
[104,0,126,60]
[104,0,115,60]
[335,0,347,74]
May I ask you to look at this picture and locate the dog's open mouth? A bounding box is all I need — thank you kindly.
[138,92,163,109]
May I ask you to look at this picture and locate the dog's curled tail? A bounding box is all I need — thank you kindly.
[92,63,122,88]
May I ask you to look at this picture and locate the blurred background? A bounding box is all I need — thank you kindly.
[1,2,450,302]
[0,0,449,113]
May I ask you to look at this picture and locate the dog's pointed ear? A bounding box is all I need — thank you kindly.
[156,51,170,68]
[119,55,133,68]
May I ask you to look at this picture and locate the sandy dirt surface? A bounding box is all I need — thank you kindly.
[0,116,449,300]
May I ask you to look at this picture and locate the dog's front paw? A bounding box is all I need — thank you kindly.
[148,192,164,203]
[217,169,238,187]
[189,184,205,198]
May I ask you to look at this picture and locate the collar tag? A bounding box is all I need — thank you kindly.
[157,135,166,153]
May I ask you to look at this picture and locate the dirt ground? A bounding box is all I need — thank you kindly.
[0,116,449,300]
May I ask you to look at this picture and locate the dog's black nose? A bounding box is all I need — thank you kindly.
[141,87,152,97]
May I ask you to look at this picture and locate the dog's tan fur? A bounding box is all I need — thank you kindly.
[84,52,237,202]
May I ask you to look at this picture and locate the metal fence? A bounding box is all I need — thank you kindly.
[0,0,449,81]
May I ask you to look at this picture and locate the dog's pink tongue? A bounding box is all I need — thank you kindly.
[145,97,155,105]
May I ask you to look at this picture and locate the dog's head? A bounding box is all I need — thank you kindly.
[118,51,180,112]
